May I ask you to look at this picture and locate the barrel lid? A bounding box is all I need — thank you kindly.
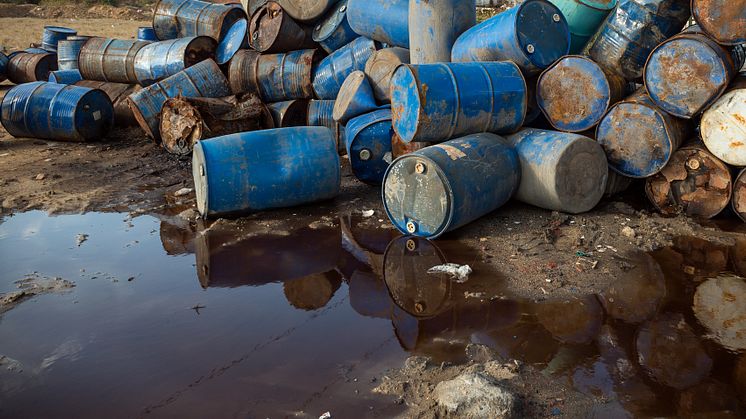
[193,141,210,217]
[44,26,76,34]
[390,65,421,143]
[333,71,377,123]
[216,18,247,64]
[345,108,393,184]
[692,0,746,45]
[515,0,570,69]
[313,0,348,41]
[383,154,453,238]
[701,88,746,166]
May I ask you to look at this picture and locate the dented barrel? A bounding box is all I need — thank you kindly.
[79,38,151,84]
[312,36,379,99]
[48,69,82,85]
[390,61,526,143]
[248,1,316,53]
[57,37,87,70]
[75,80,142,127]
[312,0,357,54]
[596,90,689,178]
[408,0,475,64]
[274,0,336,22]
[137,27,158,42]
[701,76,746,167]
[364,47,409,104]
[548,0,617,53]
[692,0,746,45]
[383,133,520,238]
[192,126,341,217]
[506,128,608,214]
[42,26,76,52]
[451,0,570,75]
[127,59,231,140]
[133,36,217,86]
[152,0,246,42]
[267,99,309,127]
[347,0,409,48]
[227,49,317,101]
[587,0,691,81]
[537,55,626,132]
[1,82,114,142]
[345,108,394,185]
[7,52,57,84]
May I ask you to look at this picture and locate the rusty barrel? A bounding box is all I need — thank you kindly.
[451,0,570,75]
[537,55,626,132]
[152,0,246,42]
[333,71,377,124]
[74,80,141,127]
[596,90,689,178]
[42,26,76,52]
[248,1,316,53]
[312,0,357,54]
[312,36,379,99]
[408,0,475,64]
[133,36,217,86]
[605,171,634,196]
[383,133,520,238]
[694,275,746,351]
[228,49,317,102]
[347,0,409,48]
[78,38,150,84]
[57,37,87,71]
[307,99,335,129]
[392,133,429,158]
[701,76,746,167]
[692,0,746,46]
[587,0,691,81]
[644,28,744,119]
[548,0,617,53]
[137,27,158,42]
[733,169,746,222]
[127,59,231,141]
[267,99,309,127]
[7,52,57,84]
[645,142,732,218]
[192,126,340,217]
[390,61,526,143]
[1,82,113,142]
[364,47,409,104]
[48,69,82,85]
[273,0,335,22]
[345,108,394,185]
[506,128,608,213]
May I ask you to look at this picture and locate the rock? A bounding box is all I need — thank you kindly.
[621,226,636,239]
[173,187,193,197]
[465,343,499,364]
[433,372,515,418]
[34,173,46,181]
[176,208,199,221]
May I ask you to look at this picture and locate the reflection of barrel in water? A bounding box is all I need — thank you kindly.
[731,237,746,277]
[348,269,391,319]
[339,214,399,274]
[694,275,746,352]
[283,271,343,311]
[534,294,603,344]
[673,236,730,279]
[194,222,342,288]
[598,251,666,324]
[159,220,196,255]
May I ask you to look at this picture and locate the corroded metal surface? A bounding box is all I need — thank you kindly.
[57,38,87,71]
[153,0,247,42]
[228,49,317,101]
[700,76,746,166]
[692,0,746,45]
[312,0,357,54]
[133,36,217,86]
[74,80,142,127]
[42,26,76,52]
[7,52,57,84]
[733,169,746,222]
[312,36,379,99]
[408,0,476,64]
[79,38,151,84]
[363,47,409,104]
[248,1,316,53]
[332,71,377,124]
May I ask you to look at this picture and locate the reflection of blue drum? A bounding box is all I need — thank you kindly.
[345,108,394,185]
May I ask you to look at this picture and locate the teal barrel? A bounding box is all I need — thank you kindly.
[192,126,341,218]
[548,0,618,53]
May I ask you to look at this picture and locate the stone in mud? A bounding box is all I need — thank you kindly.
[433,371,515,418]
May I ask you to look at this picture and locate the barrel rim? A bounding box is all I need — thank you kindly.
[312,0,347,42]
[390,63,422,144]
[193,139,210,216]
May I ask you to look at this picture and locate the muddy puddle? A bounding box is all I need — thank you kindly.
[2,211,746,417]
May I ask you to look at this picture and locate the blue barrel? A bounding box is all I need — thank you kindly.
[215,18,246,65]
[506,128,608,214]
[138,27,158,42]
[692,0,746,46]
[390,61,527,143]
[408,0,475,64]
[7,52,57,84]
[596,90,690,178]
[127,59,231,140]
[152,0,246,42]
[192,126,341,217]
[382,133,520,238]
[347,0,408,48]
[42,26,77,52]
[548,0,618,53]
[307,99,335,130]
[333,70,377,124]
[48,69,83,85]
[79,38,151,84]
[1,82,114,142]
[133,36,217,86]
[537,55,627,132]
[345,108,394,185]
[56,38,87,71]
[587,0,691,81]
[451,0,570,75]
[267,99,309,127]
[312,0,357,54]
[312,36,379,99]
[644,30,744,119]
[0,52,8,83]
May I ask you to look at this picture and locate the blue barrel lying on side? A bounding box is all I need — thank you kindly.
[138,27,158,42]
[307,99,335,130]
[390,61,526,143]
[382,133,520,238]
[133,36,217,86]
[313,0,357,54]
[127,59,231,141]
[192,126,341,218]
[345,108,394,185]
[42,26,77,52]
[409,0,475,64]
[48,69,83,85]
[57,37,87,71]
[451,0,570,75]
[1,82,114,142]
[312,36,380,99]
[347,0,409,48]
[79,38,151,84]
[0,52,8,83]
[152,0,247,42]
[548,0,617,53]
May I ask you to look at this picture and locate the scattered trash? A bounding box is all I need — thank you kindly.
[427,263,472,283]
[34,173,46,180]
[361,209,374,217]
[319,412,332,419]
[173,188,193,197]
[76,233,89,246]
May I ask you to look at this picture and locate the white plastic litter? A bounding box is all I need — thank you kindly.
[319,412,332,419]
[362,209,375,217]
[428,263,472,283]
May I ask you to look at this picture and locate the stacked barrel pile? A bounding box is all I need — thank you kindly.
[0,0,744,238]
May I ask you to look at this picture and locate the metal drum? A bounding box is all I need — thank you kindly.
[137,27,159,42]
[347,0,409,48]
[692,0,746,45]
[227,49,317,101]
[152,0,247,42]
[382,133,520,238]
[78,38,151,84]
[587,0,691,81]
[345,108,394,185]
[275,0,336,22]
[48,69,83,85]
[0,52,9,83]
[312,0,357,54]
[364,47,409,104]
[75,80,142,127]
[192,126,341,217]
[248,1,316,53]
[312,36,379,99]
[596,90,690,178]
[7,52,57,84]
[733,169,746,222]
[57,37,87,70]
[127,59,231,140]
[701,76,746,166]
[408,0,475,64]
[537,55,627,132]
[644,28,744,119]
[390,61,526,143]
[451,0,570,75]
[333,71,377,124]
[267,99,309,127]
[506,128,608,214]
[1,82,114,142]
[215,18,246,65]
[133,36,217,86]
[42,26,77,52]
[548,0,618,53]
[307,99,335,130]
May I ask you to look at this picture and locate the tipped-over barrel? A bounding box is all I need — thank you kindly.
[344,108,394,185]
[346,0,409,48]
[133,37,217,86]
[701,77,746,167]
[312,36,379,99]
[408,0,475,64]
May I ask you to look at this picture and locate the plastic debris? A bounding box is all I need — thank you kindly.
[427,263,472,283]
